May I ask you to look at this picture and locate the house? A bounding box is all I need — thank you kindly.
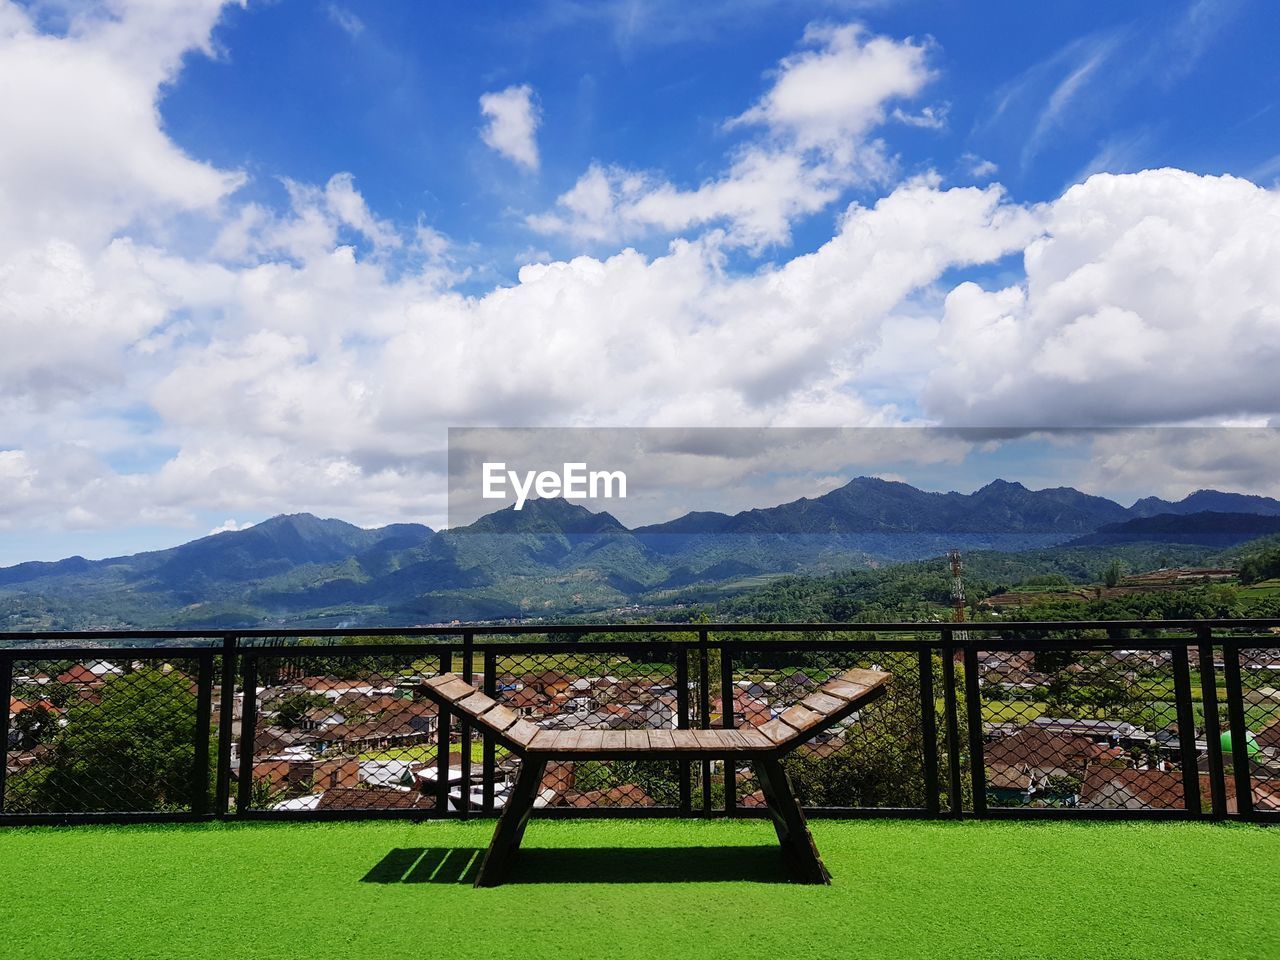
[1080,767,1186,810]
[554,785,656,808]
[522,669,573,699]
[1028,716,1150,747]
[312,717,430,754]
[297,676,397,699]
[300,707,346,731]
[314,787,430,811]
[250,757,361,794]
[985,727,1125,799]
[56,664,100,686]
[506,686,550,718]
[712,691,771,728]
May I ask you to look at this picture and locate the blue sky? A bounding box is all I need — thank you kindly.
[162,1,1277,272]
[1,0,1278,564]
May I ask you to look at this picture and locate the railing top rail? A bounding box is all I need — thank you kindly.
[0,617,1277,652]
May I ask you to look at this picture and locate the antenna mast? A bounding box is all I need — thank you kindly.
[949,549,969,642]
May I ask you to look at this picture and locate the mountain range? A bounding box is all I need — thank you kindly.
[4,477,1280,631]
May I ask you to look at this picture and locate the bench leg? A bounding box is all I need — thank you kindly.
[753,757,831,885]
[474,757,545,888]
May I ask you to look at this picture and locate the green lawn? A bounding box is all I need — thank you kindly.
[1,819,1277,960]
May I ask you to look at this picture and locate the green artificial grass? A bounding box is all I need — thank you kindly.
[2,818,1277,960]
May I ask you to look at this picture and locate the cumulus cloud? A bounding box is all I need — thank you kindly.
[730,23,934,151]
[0,0,243,256]
[924,169,1280,427]
[3,7,1280,548]
[529,23,935,250]
[479,84,540,170]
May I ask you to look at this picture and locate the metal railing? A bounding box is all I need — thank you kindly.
[2,620,1277,825]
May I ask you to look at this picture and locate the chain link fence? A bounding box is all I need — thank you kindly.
[3,622,1277,823]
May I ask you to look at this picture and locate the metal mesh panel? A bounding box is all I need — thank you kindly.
[1236,646,1280,816]
[730,644,930,810]
[242,650,443,813]
[5,655,206,814]
[975,645,1191,811]
[491,649,682,810]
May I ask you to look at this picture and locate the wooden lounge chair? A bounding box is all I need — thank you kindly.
[418,667,891,887]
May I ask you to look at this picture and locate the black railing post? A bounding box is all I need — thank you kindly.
[919,642,940,815]
[940,628,963,816]
[1170,643,1201,818]
[698,629,711,815]
[214,635,237,817]
[235,654,257,815]
[437,649,452,817]
[0,653,12,815]
[1198,630,1227,819]
[962,643,987,817]
[676,646,691,816]
[720,636,736,815]
[191,652,214,816]
[482,648,497,814]
[1222,641,1254,819]
[460,633,473,820]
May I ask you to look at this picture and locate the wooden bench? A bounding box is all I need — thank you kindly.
[419,667,891,886]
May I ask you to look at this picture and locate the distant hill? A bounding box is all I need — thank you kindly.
[1129,489,1280,518]
[1067,511,1280,548]
[6,479,1280,630]
[636,477,1130,536]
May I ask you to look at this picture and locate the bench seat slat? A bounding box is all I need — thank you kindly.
[801,691,845,715]
[480,703,520,732]
[416,670,890,759]
[778,703,824,731]
[457,691,498,716]
[435,677,477,702]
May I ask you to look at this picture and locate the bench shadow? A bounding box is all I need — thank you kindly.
[509,846,790,884]
[362,845,790,885]
[361,847,484,885]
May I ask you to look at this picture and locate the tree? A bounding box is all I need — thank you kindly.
[1103,559,1126,588]
[6,667,204,814]
[11,704,58,749]
[269,692,334,730]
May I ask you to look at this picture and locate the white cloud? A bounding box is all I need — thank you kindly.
[479,84,541,170]
[208,518,251,535]
[925,169,1280,427]
[530,22,935,250]
[4,8,1280,548]
[730,23,933,153]
[960,153,998,179]
[327,4,364,37]
[0,0,243,256]
[891,104,948,130]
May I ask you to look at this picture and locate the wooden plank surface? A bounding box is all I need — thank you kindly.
[624,730,651,750]
[648,729,676,750]
[457,691,498,716]
[758,719,795,744]
[800,691,845,715]
[528,729,560,751]
[506,719,541,747]
[574,730,604,751]
[819,679,867,701]
[671,729,701,751]
[601,730,628,750]
[838,667,888,688]
[564,731,586,751]
[479,703,520,732]
[737,727,773,749]
[436,677,478,702]
[778,703,823,731]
